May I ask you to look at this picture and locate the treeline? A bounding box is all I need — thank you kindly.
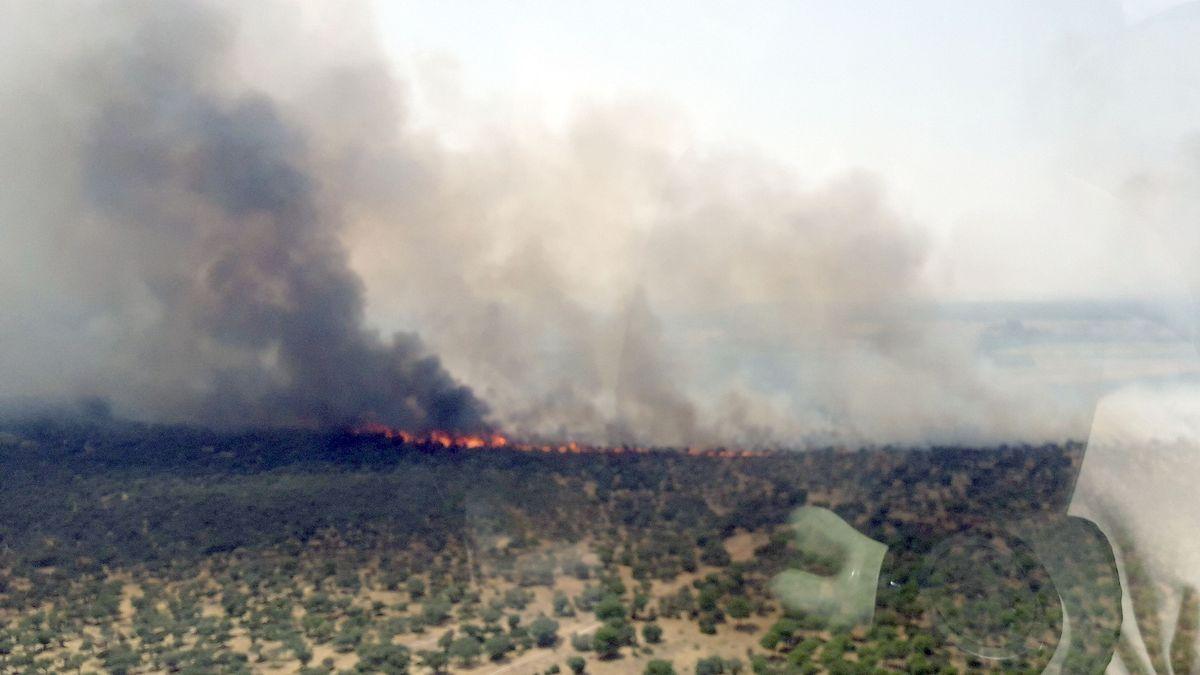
[0,417,1079,575]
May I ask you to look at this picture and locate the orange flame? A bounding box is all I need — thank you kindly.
[350,423,771,458]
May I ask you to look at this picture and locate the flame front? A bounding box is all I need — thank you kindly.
[353,423,508,449]
[351,423,768,458]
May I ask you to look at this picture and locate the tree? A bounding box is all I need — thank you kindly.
[355,642,410,674]
[101,644,141,675]
[644,659,676,675]
[504,587,532,610]
[726,596,752,619]
[632,592,650,617]
[448,636,482,666]
[700,541,731,567]
[592,624,622,659]
[567,655,587,674]
[421,598,452,625]
[290,638,313,666]
[594,596,625,622]
[530,615,560,648]
[484,634,513,661]
[333,624,364,652]
[418,650,449,674]
[641,623,663,644]
[696,656,726,675]
[553,592,575,617]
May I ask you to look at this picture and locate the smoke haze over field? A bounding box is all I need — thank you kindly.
[1,1,1197,445]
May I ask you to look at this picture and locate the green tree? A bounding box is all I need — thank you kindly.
[481,606,503,624]
[530,615,560,648]
[641,623,663,644]
[553,592,575,617]
[421,599,452,625]
[726,596,752,619]
[567,655,587,674]
[594,596,625,622]
[484,634,513,661]
[592,624,622,659]
[418,650,449,674]
[102,644,141,675]
[355,642,410,674]
[449,636,482,667]
[700,541,731,567]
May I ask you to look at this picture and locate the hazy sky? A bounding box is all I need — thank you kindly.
[372,0,1200,302]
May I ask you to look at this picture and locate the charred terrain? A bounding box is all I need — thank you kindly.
[0,417,1104,675]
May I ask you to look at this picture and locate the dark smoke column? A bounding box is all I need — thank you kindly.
[79,0,487,432]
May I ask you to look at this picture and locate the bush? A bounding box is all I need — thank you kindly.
[567,655,587,674]
[570,632,593,652]
[641,623,663,644]
[553,592,575,617]
[644,659,675,675]
[696,656,726,675]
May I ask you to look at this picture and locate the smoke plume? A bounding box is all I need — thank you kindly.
[0,0,1094,444]
[0,0,486,431]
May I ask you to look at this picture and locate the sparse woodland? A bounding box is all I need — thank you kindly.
[0,418,1092,674]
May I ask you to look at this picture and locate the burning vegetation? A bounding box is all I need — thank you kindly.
[351,422,771,458]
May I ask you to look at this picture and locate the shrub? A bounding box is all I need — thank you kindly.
[570,632,592,652]
[644,659,675,675]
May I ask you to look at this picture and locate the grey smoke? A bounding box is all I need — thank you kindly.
[0,0,1122,445]
[0,0,485,431]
